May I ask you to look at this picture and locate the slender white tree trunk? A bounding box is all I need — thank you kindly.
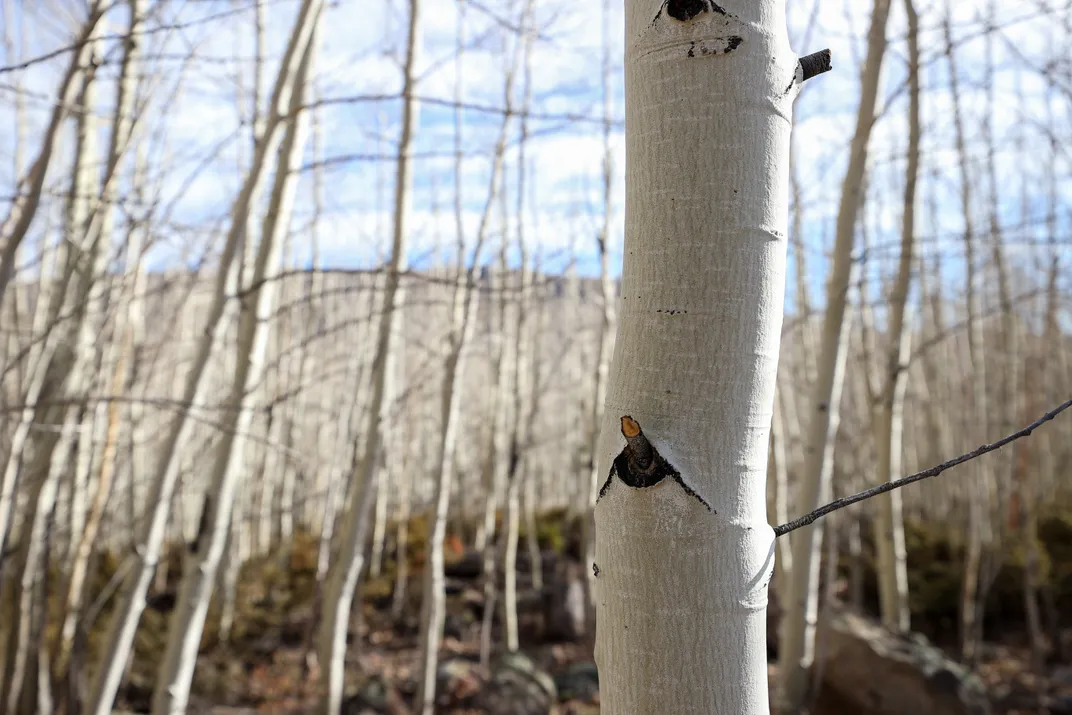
[778,2,889,711]
[943,2,989,663]
[0,2,106,307]
[595,2,820,712]
[871,0,917,634]
[583,0,619,614]
[317,2,421,710]
[84,4,324,711]
[150,17,318,712]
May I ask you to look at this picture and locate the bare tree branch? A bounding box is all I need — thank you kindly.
[773,398,1072,537]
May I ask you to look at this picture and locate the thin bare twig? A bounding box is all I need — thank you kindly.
[773,398,1072,537]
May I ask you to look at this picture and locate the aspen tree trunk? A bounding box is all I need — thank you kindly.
[55,3,145,687]
[416,7,529,702]
[1,26,108,707]
[411,188,487,715]
[595,2,818,712]
[504,246,538,655]
[84,4,324,711]
[871,0,917,634]
[479,267,515,667]
[0,2,106,308]
[778,2,889,711]
[917,253,955,474]
[943,3,988,663]
[503,458,523,653]
[583,0,619,613]
[1001,47,1046,671]
[387,342,411,623]
[150,20,318,712]
[769,374,791,592]
[317,1,421,710]
[524,274,547,592]
[501,19,539,656]
[368,459,390,578]
[302,354,360,675]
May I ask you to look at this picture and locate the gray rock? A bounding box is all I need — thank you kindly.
[1050,695,1072,715]
[1052,665,1072,688]
[436,656,485,706]
[554,661,599,702]
[481,651,557,715]
[820,609,992,715]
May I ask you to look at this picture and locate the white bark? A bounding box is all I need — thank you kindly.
[943,1,989,663]
[871,0,917,634]
[584,0,620,611]
[56,1,145,685]
[594,2,804,712]
[778,1,889,710]
[84,3,324,711]
[0,2,106,307]
[317,1,421,710]
[150,17,318,712]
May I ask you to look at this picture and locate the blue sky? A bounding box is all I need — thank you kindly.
[0,0,1068,318]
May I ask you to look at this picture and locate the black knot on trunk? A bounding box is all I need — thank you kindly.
[667,0,708,22]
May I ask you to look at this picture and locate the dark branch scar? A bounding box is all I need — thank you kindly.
[596,416,713,511]
[653,0,731,26]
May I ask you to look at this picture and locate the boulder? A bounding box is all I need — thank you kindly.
[554,660,599,702]
[819,609,991,715]
[339,675,409,715]
[444,549,483,580]
[436,656,486,707]
[480,651,557,715]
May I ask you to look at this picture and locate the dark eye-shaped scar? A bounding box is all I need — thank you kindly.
[596,416,712,511]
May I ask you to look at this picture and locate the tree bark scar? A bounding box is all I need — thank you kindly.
[596,416,713,511]
[686,36,743,57]
[665,0,728,22]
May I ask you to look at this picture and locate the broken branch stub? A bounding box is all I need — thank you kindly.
[597,416,713,511]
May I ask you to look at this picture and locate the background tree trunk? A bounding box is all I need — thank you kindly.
[778,1,890,711]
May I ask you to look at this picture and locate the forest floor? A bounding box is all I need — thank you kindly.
[100,510,1072,714]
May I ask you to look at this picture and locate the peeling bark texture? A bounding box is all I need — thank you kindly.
[593,1,800,712]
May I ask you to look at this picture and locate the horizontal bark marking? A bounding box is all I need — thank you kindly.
[686,36,743,57]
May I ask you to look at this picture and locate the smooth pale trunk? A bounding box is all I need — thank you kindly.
[149,20,317,712]
[945,8,989,659]
[317,2,420,710]
[594,2,799,712]
[57,2,145,680]
[583,0,619,613]
[2,34,108,706]
[0,2,106,307]
[778,1,889,710]
[872,0,917,633]
[84,3,323,711]
[414,282,481,713]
